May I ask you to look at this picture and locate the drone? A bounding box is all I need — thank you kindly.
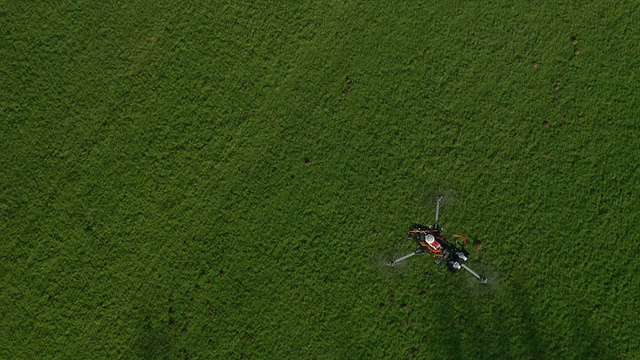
[387,195,488,283]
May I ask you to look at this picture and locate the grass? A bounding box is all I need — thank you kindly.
[1,0,639,358]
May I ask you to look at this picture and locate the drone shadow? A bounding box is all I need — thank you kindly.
[431,277,542,359]
[448,274,608,359]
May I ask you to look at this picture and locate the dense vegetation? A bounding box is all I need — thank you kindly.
[1,1,639,358]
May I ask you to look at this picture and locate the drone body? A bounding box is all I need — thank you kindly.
[388,196,487,283]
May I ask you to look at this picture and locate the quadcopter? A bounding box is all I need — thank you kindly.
[387,195,488,283]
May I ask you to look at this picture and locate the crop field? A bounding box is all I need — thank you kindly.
[1,0,639,359]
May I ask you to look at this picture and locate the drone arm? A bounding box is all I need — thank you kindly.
[460,263,488,283]
[434,195,443,230]
[387,249,424,266]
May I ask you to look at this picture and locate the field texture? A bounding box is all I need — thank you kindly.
[2,1,639,359]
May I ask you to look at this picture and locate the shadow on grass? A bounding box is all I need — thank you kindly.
[137,321,174,360]
[427,273,542,359]
[510,281,542,359]
[468,277,608,359]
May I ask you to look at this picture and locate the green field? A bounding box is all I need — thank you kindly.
[2,1,639,359]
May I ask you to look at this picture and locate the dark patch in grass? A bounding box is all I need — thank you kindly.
[473,240,483,252]
[341,77,354,96]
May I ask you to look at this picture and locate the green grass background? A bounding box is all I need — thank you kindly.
[1,0,639,358]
